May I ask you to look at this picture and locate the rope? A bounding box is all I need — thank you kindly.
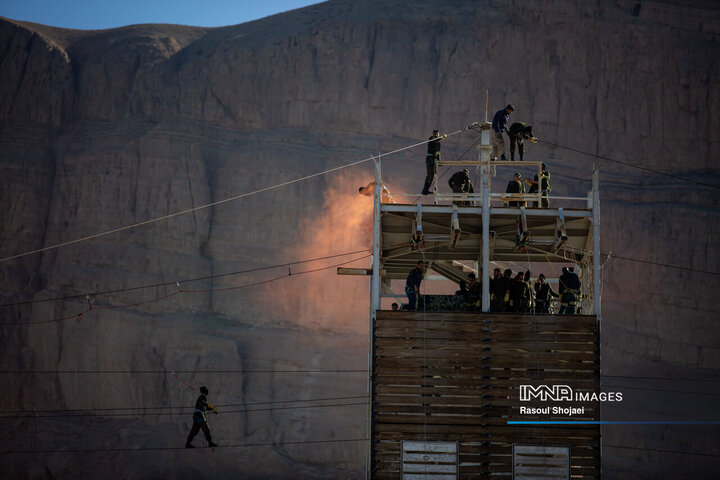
[537,139,720,190]
[1,130,467,264]
[1,254,370,326]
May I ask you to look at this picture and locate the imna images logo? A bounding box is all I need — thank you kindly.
[519,385,623,402]
[519,385,573,402]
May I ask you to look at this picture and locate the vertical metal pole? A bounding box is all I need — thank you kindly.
[482,164,490,312]
[367,156,382,479]
[479,123,492,312]
[592,167,601,319]
[372,158,382,313]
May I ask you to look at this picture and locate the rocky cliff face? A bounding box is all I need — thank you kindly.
[1,0,719,478]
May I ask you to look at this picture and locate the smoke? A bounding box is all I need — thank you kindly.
[265,171,375,334]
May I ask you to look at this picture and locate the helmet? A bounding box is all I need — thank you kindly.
[200,386,209,395]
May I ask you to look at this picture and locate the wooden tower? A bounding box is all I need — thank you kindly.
[366,122,602,479]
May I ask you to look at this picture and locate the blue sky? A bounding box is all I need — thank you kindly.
[0,0,324,29]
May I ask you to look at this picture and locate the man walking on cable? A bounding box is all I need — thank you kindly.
[185,386,219,448]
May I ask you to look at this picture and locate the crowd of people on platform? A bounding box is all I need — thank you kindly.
[403,260,582,315]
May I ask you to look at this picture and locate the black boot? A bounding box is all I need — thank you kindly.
[209,441,218,448]
[500,154,507,161]
[421,183,430,195]
[185,443,194,448]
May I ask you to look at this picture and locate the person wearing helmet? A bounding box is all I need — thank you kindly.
[185,386,218,448]
[448,169,474,205]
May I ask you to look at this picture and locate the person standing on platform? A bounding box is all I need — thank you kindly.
[534,273,559,314]
[185,386,218,448]
[512,272,532,313]
[491,104,514,161]
[558,267,582,315]
[467,272,482,306]
[405,260,425,311]
[422,130,446,195]
[490,268,504,312]
[507,122,536,161]
[528,163,551,208]
[505,172,525,207]
[502,269,514,312]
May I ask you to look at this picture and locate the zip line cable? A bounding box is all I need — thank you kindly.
[0,129,468,265]
[0,437,370,455]
[537,139,720,190]
[0,400,369,419]
[0,253,371,325]
[0,248,372,308]
[0,369,369,374]
[0,394,370,415]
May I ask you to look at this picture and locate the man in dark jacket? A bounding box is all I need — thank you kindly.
[507,122,536,161]
[558,267,582,315]
[405,260,425,310]
[534,273,559,314]
[501,269,514,311]
[448,169,474,205]
[528,163,551,208]
[422,130,446,195]
[489,268,504,312]
[186,386,218,448]
[491,104,514,161]
[467,272,482,307]
[505,172,525,207]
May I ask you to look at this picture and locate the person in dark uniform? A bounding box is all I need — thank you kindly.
[558,267,582,315]
[501,269,514,312]
[511,272,532,313]
[405,260,424,311]
[505,172,525,207]
[186,386,218,448]
[489,268,504,312]
[528,163,551,208]
[422,130,446,195]
[507,122,536,161]
[448,169,474,205]
[467,272,482,307]
[491,104,514,161]
[534,273,559,314]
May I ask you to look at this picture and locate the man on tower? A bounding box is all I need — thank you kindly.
[448,169,474,205]
[185,386,219,448]
[505,172,525,207]
[558,267,582,315]
[528,163,551,208]
[405,260,425,311]
[507,122,536,161]
[422,130,446,195]
[491,104,514,161]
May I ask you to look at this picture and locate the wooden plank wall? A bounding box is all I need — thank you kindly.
[372,311,600,479]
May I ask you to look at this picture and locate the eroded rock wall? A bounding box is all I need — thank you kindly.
[1,0,719,477]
